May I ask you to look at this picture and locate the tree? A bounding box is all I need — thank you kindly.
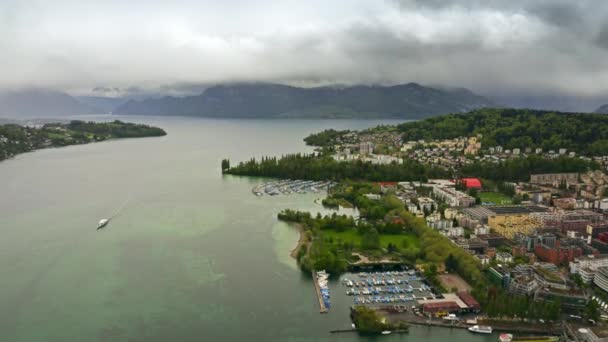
[221,159,230,172]
[586,300,600,321]
[361,228,380,250]
[352,306,387,334]
[445,253,458,272]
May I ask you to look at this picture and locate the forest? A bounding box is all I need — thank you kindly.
[223,153,444,181]
[223,153,596,183]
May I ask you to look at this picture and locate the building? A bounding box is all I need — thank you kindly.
[432,185,475,207]
[571,255,608,283]
[477,255,490,266]
[532,265,569,290]
[496,252,513,263]
[418,197,436,212]
[461,206,495,224]
[420,293,469,314]
[461,178,482,189]
[535,288,587,310]
[444,208,459,220]
[509,275,539,296]
[594,267,608,293]
[421,302,461,314]
[532,210,604,235]
[444,227,464,237]
[474,225,489,235]
[477,234,505,247]
[359,141,374,155]
[534,240,583,265]
[489,265,511,288]
[488,206,545,239]
[588,222,608,238]
[456,292,481,312]
[530,173,579,185]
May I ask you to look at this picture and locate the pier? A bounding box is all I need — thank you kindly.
[312,271,329,314]
[388,316,564,335]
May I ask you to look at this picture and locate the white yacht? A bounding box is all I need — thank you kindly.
[97,219,109,229]
[468,325,492,334]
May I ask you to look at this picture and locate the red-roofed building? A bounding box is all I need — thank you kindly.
[421,301,461,314]
[457,292,481,312]
[461,178,482,189]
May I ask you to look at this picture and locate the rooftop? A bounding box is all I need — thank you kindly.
[488,205,549,215]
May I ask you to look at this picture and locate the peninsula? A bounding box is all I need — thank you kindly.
[0,120,166,162]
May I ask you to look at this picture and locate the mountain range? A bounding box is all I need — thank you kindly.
[0,89,98,118]
[1,84,605,119]
[113,83,494,119]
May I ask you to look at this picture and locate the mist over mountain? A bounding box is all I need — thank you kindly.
[114,83,494,119]
[596,104,608,114]
[75,96,127,114]
[0,89,97,118]
[489,93,608,113]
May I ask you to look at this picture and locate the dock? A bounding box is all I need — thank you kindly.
[312,271,329,314]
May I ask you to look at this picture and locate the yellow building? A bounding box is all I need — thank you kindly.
[489,214,540,239]
[488,206,541,239]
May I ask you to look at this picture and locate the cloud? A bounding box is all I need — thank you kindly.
[0,0,607,97]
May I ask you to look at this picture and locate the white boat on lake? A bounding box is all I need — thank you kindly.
[468,325,492,334]
[97,219,109,229]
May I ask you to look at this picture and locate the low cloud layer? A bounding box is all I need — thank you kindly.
[1,0,607,97]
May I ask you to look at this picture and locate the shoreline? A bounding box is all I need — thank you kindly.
[289,222,307,259]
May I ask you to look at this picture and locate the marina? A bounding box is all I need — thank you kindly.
[252,180,335,197]
[341,270,437,306]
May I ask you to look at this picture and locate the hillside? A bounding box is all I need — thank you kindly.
[0,89,97,117]
[595,104,608,114]
[397,108,608,155]
[113,83,493,119]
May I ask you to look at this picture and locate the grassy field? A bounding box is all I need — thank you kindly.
[321,229,419,249]
[479,191,512,205]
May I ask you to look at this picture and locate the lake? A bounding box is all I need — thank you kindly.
[0,116,497,341]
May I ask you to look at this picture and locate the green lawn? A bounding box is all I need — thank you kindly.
[321,229,419,249]
[479,191,512,205]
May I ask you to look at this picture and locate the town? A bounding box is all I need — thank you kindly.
[328,129,608,172]
[225,109,608,340]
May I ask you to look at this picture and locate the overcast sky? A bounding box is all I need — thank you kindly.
[1,0,608,97]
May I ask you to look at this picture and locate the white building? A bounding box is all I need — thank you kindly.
[444,208,459,220]
[496,252,513,264]
[360,141,374,155]
[418,197,436,212]
[570,255,608,284]
[444,226,463,237]
[474,226,489,235]
[594,267,608,294]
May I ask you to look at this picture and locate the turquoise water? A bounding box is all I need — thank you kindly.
[0,116,497,341]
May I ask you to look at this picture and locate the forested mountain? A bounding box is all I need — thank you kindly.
[113,83,494,119]
[0,89,98,117]
[397,108,608,155]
